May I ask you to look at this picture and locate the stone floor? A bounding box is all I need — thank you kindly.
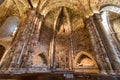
[0,74,120,80]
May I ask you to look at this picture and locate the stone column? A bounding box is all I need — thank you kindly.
[86,16,114,74]
[93,13,120,74]
[86,17,106,74]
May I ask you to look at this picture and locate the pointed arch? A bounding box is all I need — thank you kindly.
[74,51,99,73]
[32,52,48,67]
[74,51,98,68]
[41,1,84,16]
[100,5,120,14]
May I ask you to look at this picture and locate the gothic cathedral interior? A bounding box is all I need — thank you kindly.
[0,0,120,80]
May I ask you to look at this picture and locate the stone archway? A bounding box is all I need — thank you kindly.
[74,51,99,73]
[40,1,85,16]
[32,52,48,67]
[100,5,120,14]
[0,45,5,60]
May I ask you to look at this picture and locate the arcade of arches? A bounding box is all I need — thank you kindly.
[0,0,120,80]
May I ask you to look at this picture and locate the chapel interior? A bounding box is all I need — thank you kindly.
[0,0,120,80]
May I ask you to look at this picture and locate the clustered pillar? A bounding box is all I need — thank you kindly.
[0,9,44,74]
[86,13,120,74]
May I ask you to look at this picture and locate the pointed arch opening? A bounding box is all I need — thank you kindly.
[74,51,99,73]
[32,52,48,67]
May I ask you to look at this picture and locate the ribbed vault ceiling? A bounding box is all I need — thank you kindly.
[0,0,120,42]
[0,0,120,17]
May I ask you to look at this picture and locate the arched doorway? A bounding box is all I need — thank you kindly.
[74,51,99,73]
[0,45,5,60]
